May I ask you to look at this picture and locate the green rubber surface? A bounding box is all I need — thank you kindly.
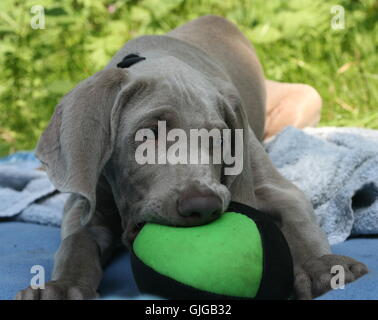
[133,212,263,298]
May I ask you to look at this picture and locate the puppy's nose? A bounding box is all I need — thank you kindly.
[178,192,222,222]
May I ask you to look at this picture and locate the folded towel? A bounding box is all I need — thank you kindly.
[0,153,68,226]
[265,126,378,245]
[1,127,377,244]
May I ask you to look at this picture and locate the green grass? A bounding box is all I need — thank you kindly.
[0,0,377,156]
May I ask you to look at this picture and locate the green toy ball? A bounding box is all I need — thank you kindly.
[130,202,293,299]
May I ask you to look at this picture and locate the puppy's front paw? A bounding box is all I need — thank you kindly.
[15,280,99,300]
[294,254,368,300]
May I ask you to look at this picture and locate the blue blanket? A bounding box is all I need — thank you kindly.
[0,221,376,300]
[0,222,158,300]
[266,126,378,244]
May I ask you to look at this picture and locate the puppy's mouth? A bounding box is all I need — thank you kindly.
[125,221,146,247]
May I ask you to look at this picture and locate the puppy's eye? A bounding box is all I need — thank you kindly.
[135,127,158,142]
[143,126,158,141]
[150,127,158,140]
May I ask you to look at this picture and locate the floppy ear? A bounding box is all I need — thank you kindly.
[36,68,133,225]
[220,80,298,213]
[217,80,258,207]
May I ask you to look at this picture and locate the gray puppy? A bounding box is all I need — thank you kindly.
[16,15,367,300]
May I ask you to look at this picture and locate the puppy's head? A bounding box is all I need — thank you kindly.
[37,56,253,246]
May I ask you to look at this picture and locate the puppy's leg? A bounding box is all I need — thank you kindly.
[15,194,120,300]
[264,80,322,140]
[254,177,368,299]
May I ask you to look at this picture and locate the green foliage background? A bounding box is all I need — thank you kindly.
[0,0,377,156]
